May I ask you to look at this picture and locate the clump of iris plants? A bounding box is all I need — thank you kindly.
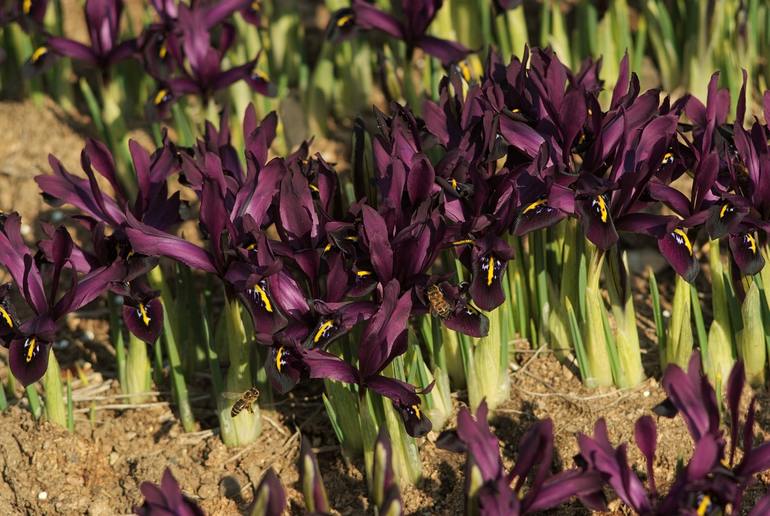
[437,401,606,514]
[577,353,770,514]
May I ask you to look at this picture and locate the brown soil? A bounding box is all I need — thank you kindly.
[1,99,769,515]
[2,346,768,516]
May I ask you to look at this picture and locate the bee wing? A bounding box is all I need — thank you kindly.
[222,392,244,400]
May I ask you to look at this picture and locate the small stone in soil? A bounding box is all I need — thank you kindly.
[37,491,47,501]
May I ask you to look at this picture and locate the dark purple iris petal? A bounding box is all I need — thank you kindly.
[657,228,699,283]
[122,297,163,344]
[514,198,566,236]
[469,237,512,311]
[366,375,432,437]
[576,419,652,513]
[660,353,720,443]
[577,194,618,251]
[238,279,288,339]
[9,336,50,387]
[444,301,489,338]
[265,344,305,394]
[728,232,764,276]
[705,199,749,240]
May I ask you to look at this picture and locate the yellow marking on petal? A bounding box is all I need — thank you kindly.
[522,198,548,214]
[356,270,372,277]
[309,184,320,193]
[254,283,273,312]
[344,235,359,242]
[31,46,47,63]
[673,228,693,255]
[323,242,333,252]
[336,14,353,27]
[275,346,284,372]
[451,178,458,190]
[412,404,421,419]
[252,67,270,82]
[696,495,711,516]
[459,61,472,82]
[23,0,32,14]
[720,203,730,219]
[245,243,257,251]
[0,306,13,328]
[26,337,36,363]
[138,303,151,326]
[747,233,758,254]
[662,151,674,164]
[158,43,168,59]
[313,320,335,343]
[595,195,608,223]
[451,239,474,246]
[486,256,495,286]
[511,108,521,113]
[154,89,169,106]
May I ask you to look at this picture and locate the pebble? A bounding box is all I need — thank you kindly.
[198,482,217,499]
[37,491,47,501]
[109,452,119,465]
[20,224,31,236]
[82,330,95,342]
[643,390,651,397]
[662,309,671,318]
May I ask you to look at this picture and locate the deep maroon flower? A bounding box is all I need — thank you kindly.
[578,354,770,514]
[329,0,470,66]
[265,280,433,437]
[0,0,48,29]
[114,280,164,344]
[153,4,273,107]
[0,216,123,385]
[47,0,136,69]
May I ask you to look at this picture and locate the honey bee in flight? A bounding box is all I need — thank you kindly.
[229,387,260,418]
[426,284,454,319]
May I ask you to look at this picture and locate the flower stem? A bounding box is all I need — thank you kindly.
[582,244,613,387]
[26,384,42,420]
[738,278,767,387]
[664,275,693,369]
[223,295,261,446]
[126,333,152,404]
[162,302,195,432]
[43,349,66,427]
[604,248,644,387]
[202,303,238,447]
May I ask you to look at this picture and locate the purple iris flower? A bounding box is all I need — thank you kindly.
[0,216,123,385]
[0,0,48,29]
[265,280,434,437]
[579,353,770,514]
[148,2,273,113]
[36,138,181,342]
[693,72,770,277]
[329,0,470,66]
[437,401,606,514]
[47,0,136,70]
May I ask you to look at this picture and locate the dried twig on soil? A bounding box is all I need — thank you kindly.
[262,414,289,436]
